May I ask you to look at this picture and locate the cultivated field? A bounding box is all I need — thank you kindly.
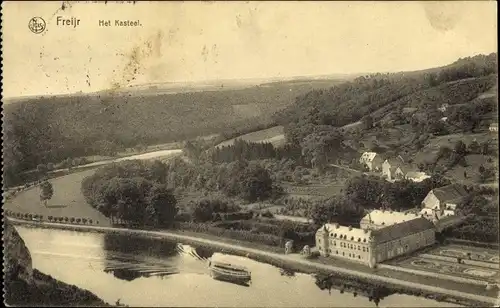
[215,125,285,148]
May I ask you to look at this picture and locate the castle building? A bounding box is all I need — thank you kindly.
[316,213,435,268]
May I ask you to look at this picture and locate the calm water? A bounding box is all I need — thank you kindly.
[15,226,461,307]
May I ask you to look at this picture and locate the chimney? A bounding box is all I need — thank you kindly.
[335,223,339,229]
[348,226,352,231]
[363,229,368,233]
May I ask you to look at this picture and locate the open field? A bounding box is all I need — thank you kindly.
[4,170,111,227]
[282,181,345,199]
[413,132,497,166]
[444,154,498,184]
[215,125,285,148]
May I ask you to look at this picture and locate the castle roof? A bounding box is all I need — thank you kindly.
[371,217,434,244]
[320,223,373,243]
[362,210,420,227]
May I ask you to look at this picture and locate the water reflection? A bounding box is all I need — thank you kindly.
[14,226,462,307]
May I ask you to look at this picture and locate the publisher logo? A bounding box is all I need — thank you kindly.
[28,17,46,34]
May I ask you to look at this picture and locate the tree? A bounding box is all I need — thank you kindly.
[39,181,54,207]
[37,164,48,176]
[191,197,238,222]
[362,115,374,130]
[150,160,167,184]
[481,142,490,155]
[454,140,467,156]
[47,162,55,171]
[239,163,274,202]
[468,140,480,154]
[479,167,494,183]
[145,184,178,227]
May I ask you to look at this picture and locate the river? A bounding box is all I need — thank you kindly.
[15,226,462,307]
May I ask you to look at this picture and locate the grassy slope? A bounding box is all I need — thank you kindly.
[4,170,111,226]
[344,76,497,182]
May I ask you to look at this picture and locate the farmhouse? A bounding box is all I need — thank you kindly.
[421,184,468,212]
[419,209,466,232]
[381,157,407,181]
[316,217,435,268]
[360,209,421,230]
[359,152,384,172]
[489,122,498,132]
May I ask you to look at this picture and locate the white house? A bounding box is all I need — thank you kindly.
[405,171,431,183]
[489,123,498,132]
[421,184,468,212]
[359,152,384,172]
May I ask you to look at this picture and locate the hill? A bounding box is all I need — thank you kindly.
[273,53,498,182]
[2,78,346,187]
[3,221,110,306]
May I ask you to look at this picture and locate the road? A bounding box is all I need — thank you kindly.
[8,217,498,306]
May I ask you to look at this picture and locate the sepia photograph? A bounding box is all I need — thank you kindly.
[1,1,498,307]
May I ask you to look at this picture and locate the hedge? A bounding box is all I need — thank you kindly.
[178,222,288,247]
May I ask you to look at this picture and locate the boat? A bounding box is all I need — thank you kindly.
[208,260,252,284]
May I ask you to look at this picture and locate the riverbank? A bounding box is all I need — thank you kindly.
[8,217,497,307]
[3,220,112,307]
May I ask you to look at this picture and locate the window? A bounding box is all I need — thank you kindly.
[351,236,354,241]
[363,239,366,243]
[349,253,351,257]
[358,255,361,259]
[363,247,366,252]
[358,245,361,250]
[336,250,338,254]
[343,252,345,256]
[358,238,361,242]
[334,241,336,246]
[334,233,337,238]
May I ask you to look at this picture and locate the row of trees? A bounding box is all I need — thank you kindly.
[210,140,302,164]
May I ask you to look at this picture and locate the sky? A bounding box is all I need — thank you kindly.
[1,1,497,98]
